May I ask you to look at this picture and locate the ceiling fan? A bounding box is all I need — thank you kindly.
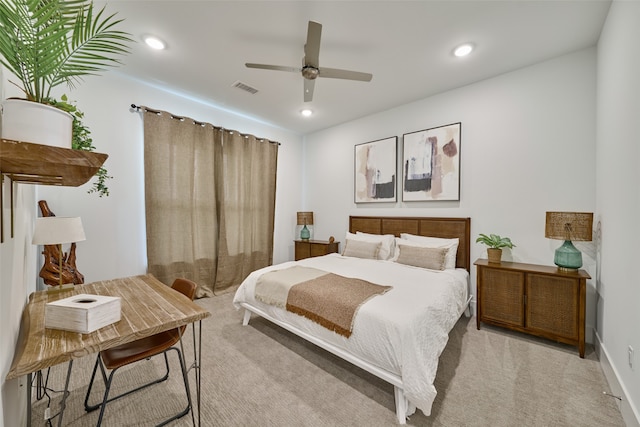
[245,21,373,102]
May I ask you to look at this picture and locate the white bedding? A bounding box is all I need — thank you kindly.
[232,253,469,417]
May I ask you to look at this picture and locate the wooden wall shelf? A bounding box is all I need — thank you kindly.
[0,138,108,242]
[1,138,108,186]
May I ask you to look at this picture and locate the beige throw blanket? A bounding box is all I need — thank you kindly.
[255,266,392,337]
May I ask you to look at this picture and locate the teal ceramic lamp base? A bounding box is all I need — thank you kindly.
[300,224,310,241]
[554,240,582,271]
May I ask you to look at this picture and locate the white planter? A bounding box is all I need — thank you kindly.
[1,98,73,148]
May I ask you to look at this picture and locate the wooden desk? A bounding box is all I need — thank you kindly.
[6,274,211,425]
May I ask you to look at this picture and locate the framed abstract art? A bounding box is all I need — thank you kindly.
[402,122,461,201]
[354,136,397,203]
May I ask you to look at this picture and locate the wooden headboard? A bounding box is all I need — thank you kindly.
[349,216,471,272]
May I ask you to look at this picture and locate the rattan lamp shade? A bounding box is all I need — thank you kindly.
[545,212,593,241]
[296,212,314,226]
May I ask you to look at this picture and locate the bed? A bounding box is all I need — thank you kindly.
[233,216,471,424]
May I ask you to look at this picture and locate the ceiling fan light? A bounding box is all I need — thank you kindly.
[301,109,313,117]
[302,66,319,80]
[453,43,474,57]
[144,35,166,50]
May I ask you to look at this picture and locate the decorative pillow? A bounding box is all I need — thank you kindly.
[347,231,396,260]
[342,239,381,260]
[395,244,448,271]
[398,234,459,269]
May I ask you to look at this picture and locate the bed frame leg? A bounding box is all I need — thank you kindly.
[242,309,251,326]
[463,297,472,317]
[394,386,409,424]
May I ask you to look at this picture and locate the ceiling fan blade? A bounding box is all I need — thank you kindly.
[319,67,373,82]
[245,63,300,73]
[304,21,322,68]
[304,78,315,102]
[247,20,370,101]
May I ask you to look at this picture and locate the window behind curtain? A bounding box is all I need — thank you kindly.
[143,108,278,297]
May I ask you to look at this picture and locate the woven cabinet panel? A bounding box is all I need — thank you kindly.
[310,243,325,257]
[480,268,525,326]
[526,274,579,340]
[295,241,311,260]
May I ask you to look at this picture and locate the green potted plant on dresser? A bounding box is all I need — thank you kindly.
[475,233,516,263]
[0,0,133,195]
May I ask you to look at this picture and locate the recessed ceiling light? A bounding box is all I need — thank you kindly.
[301,109,313,117]
[143,35,166,50]
[453,43,474,57]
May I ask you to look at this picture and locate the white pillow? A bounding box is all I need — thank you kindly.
[350,231,396,260]
[398,233,459,269]
[395,243,448,271]
[342,239,381,260]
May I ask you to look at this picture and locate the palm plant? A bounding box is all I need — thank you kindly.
[0,0,133,103]
[0,0,132,197]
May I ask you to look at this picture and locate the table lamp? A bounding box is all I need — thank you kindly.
[32,217,86,290]
[297,211,313,241]
[545,212,593,271]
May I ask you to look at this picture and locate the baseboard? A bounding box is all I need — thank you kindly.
[595,331,640,427]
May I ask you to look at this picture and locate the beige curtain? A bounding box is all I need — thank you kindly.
[143,109,278,297]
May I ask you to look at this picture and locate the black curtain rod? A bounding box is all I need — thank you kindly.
[132,104,204,124]
[130,104,280,145]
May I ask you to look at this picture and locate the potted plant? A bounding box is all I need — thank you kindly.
[50,95,112,196]
[0,0,132,151]
[476,233,516,263]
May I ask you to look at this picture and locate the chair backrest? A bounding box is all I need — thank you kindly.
[171,278,197,301]
[170,278,198,336]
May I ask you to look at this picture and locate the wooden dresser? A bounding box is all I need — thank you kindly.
[474,259,590,357]
[294,238,339,261]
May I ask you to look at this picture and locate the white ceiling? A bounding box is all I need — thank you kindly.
[101,1,611,135]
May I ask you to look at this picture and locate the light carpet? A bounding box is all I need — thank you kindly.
[30,291,625,426]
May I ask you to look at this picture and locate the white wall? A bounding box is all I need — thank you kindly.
[0,186,36,427]
[596,0,640,424]
[1,58,37,427]
[304,48,597,322]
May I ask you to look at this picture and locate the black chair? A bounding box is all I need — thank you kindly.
[84,278,198,426]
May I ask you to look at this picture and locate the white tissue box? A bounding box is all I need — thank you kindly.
[45,293,121,334]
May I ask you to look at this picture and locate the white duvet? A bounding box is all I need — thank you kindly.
[232,253,469,416]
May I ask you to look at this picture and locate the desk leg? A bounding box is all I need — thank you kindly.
[56,360,73,427]
[36,370,44,400]
[27,372,32,427]
[177,327,195,427]
[177,320,203,427]
[25,362,72,427]
[197,320,202,427]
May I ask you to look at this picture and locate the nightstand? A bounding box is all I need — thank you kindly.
[474,259,590,358]
[294,237,339,261]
